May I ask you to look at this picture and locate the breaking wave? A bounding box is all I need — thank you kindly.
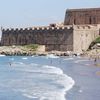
[0,56,75,100]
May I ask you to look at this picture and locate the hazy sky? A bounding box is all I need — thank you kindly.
[0,0,100,28]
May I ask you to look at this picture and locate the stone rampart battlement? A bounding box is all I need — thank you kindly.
[2,24,99,35]
[1,7,100,53]
[2,25,73,33]
[73,25,98,30]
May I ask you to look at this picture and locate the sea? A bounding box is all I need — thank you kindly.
[0,55,100,100]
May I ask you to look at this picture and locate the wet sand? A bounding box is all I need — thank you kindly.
[59,57,100,100]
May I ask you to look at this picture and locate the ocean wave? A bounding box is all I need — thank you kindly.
[0,54,6,57]
[46,54,59,59]
[15,65,74,100]
[64,57,74,61]
[0,57,75,100]
[22,57,28,60]
[74,59,90,63]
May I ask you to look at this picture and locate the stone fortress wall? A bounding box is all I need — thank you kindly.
[1,25,73,51]
[1,8,100,53]
[64,8,100,25]
[73,25,99,53]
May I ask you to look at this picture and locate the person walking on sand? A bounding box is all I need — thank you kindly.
[94,57,97,63]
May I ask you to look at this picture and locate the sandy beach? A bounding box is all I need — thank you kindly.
[58,57,100,100]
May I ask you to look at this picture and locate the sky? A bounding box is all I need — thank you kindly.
[0,0,100,28]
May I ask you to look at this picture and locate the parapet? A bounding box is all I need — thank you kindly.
[73,25,98,30]
[2,24,99,34]
[2,25,73,33]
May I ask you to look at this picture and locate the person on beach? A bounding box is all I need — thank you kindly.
[9,62,12,66]
[94,58,97,62]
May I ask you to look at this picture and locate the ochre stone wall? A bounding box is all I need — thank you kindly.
[64,8,100,25]
[73,25,100,53]
[1,24,100,53]
[1,26,73,51]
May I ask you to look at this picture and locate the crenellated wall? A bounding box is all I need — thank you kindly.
[1,24,100,52]
[1,8,100,53]
[1,26,74,51]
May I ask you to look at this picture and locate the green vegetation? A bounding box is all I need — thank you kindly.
[94,37,100,43]
[0,44,40,56]
[24,44,39,51]
[89,36,100,49]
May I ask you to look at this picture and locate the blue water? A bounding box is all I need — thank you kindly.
[0,55,74,100]
[0,55,100,100]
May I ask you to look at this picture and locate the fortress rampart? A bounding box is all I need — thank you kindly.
[1,24,99,53]
[1,8,100,53]
[1,26,74,51]
[73,25,99,53]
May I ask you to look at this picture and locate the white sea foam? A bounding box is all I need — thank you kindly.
[42,65,63,74]
[64,57,74,61]
[74,59,90,63]
[22,57,28,60]
[46,54,59,59]
[13,64,63,75]
[31,55,35,57]
[23,94,38,99]
[20,72,75,100]
[0,54,6,57]
[15,65,74,100]
[0,57,75,100]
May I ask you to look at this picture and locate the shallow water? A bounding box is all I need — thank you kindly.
[0,56,100,100]
[0,56,74,100]
[62,57,100,100]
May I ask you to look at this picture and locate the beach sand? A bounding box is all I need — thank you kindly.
[58,57,100,100]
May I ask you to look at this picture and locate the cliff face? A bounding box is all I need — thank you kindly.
[64,8,100,25]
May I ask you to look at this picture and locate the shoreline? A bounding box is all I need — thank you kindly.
[58,57,100,100]
[0,46,100,60]
[0,53,100,100]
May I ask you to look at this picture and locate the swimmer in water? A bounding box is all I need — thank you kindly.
[9,62,11,66]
